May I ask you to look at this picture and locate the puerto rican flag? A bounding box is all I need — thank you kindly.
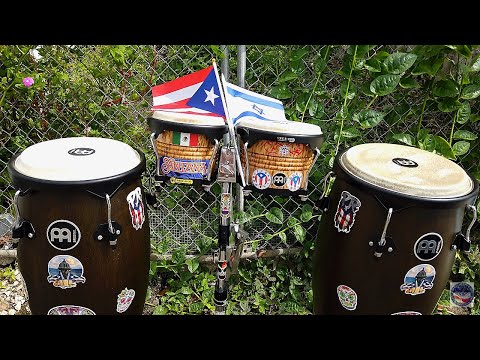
[127,187,145,231]
[334,191,361,233]
[151,65,226,118]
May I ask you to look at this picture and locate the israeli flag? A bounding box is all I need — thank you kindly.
[223,81,287,125]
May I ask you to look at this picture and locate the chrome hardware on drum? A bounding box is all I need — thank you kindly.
[147,111,228,186]
[313,143,478,315]
[8,137,150,315]
[235,118,323,195]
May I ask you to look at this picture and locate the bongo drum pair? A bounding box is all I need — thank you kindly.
[313,143,478,315]
[8,137,150,315]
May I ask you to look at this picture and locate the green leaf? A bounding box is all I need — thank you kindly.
[308,98,319,117]
[341,127,362,138]
[348,45,374,58]
[461,84,480,99]
[189,301,204,314]
[270,85,292,100]
[452,141,470,156]
[292,225,306,244]
[383,52,418,74]
[152,306,168,315]
[470,55,480,72]
[287,216,299,227]
[172,248,186,264]
[278,232,287,243]
[392,133,415,146]
[185,258,199,273]
[364,58,381,72]
[353,109,384,129]
[314,57,326,74]
[370,74,401,96]
[432,80,459,97]
[411,56,444,76]
[399,76,420,89]
[437,98,462,112]
[289,48,309,61]
[446,45,472,58]
[277,70,298,83]
[300,204,313,222]
[453,130,477,141]
[457,102,471,124]
[471,114,480,123]
[340,80,356,99]
[419,134,435,151]
[266,207,283,224]
[434,136,456,160]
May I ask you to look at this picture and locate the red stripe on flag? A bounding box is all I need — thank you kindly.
[152,66,212,96]
[152,99,190,110]
[190,133,199,146]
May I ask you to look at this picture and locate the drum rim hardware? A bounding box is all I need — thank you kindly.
[11,189,35,241]
[369,207,396,258]
[94,193,122,247]
[451,203,477,252]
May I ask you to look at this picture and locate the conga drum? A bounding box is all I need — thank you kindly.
[8,137,150,315]
[147,111,228,186]
[313,143,478,315]
[235,118,323,195]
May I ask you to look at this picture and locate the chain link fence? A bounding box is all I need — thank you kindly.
[1,45,478,255]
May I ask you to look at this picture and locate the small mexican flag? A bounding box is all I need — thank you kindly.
[172,131,199,147]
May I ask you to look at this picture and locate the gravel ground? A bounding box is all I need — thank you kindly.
[0,263,31,315]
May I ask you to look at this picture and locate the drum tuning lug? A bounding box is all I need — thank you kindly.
[145,192,157,207]
[202,184,213,193]
[11,220,35,240]
[242,189,252,197]
[299,195,309,202]
[371,235,396,258]
[314,196,330,214]
[452,232,470,252]
[94,222,122,247]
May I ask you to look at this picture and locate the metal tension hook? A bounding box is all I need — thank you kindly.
[94,193,122,247]
[369,207,395,258]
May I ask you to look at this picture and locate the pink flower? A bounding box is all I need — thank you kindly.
[23,77,34,87]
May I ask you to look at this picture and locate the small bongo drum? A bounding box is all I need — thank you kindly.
[8,137,150,315]
[313,143,478,315]
[235,119,323,195]
[147,111,228,186]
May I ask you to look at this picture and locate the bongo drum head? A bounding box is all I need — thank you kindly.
[12,137,142,182]
[235,118,322,136]
[150,110,226,127]
[339,143,473,198]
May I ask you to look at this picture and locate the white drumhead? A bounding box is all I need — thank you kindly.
[13,137,142,181]
[235,118,322,136]
[339,143,473,198]
[151,110,226,127]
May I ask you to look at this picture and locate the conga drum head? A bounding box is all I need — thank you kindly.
[8,137,150,315]
[313,142,478,315]
[235,118,323,195]
[148,111,228,185]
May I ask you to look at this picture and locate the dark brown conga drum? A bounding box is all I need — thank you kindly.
[313,143,478,315]
[8,137,150,315]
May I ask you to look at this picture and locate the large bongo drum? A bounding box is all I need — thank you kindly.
[235,119,323,195]
[313,143,478,315]
[8,137,150,315]
[147,111,228,186]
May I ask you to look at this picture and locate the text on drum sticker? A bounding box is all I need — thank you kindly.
[47,220,81,251]
[414,233,443,261]
[334,191,361,233]
[47,255,86,289]
[400,264,436,296]
[126,187,145,230]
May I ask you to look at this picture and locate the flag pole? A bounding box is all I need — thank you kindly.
[212,60,246,187]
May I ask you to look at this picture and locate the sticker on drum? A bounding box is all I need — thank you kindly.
[67,147,96,156]
[287,172,303,192]
[126,187,145,230]
[160,156,209,179]
[450,281,474,308]
[400,264,436,296]
[47,305,96,315]
[252,169,271,190]
[334,191,361,233]
[272,173,287,187]
[278,145,290,156]
[414,232,443,261]
[47,219,81,251]
[47,255,86,289]
[337,285,357,311]
[391,311,422,315]
[117,288,135,313]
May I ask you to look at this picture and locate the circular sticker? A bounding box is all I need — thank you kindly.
[278,145,290,156]
[391,311,422,315]
[252,169,271,190]
[287,172,303,192]
[68,148,96,156]
[392,158,418,167]
[450,282,474,307]
[47,255,86,289]
[48,305,95,315]
[337,285,357,311]
[272,173,287,187]
[47,220,81,251]
[400,264,436,296]
[414,232,443,261]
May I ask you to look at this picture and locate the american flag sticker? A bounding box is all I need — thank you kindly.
[126,187,145,231]
[334,191,361,233]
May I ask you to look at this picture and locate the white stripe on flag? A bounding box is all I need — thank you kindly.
[180,132,190,146]
[151,107,211,114]
[152,83,202,106]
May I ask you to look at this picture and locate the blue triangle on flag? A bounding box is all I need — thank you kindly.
[187,68,225,117]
